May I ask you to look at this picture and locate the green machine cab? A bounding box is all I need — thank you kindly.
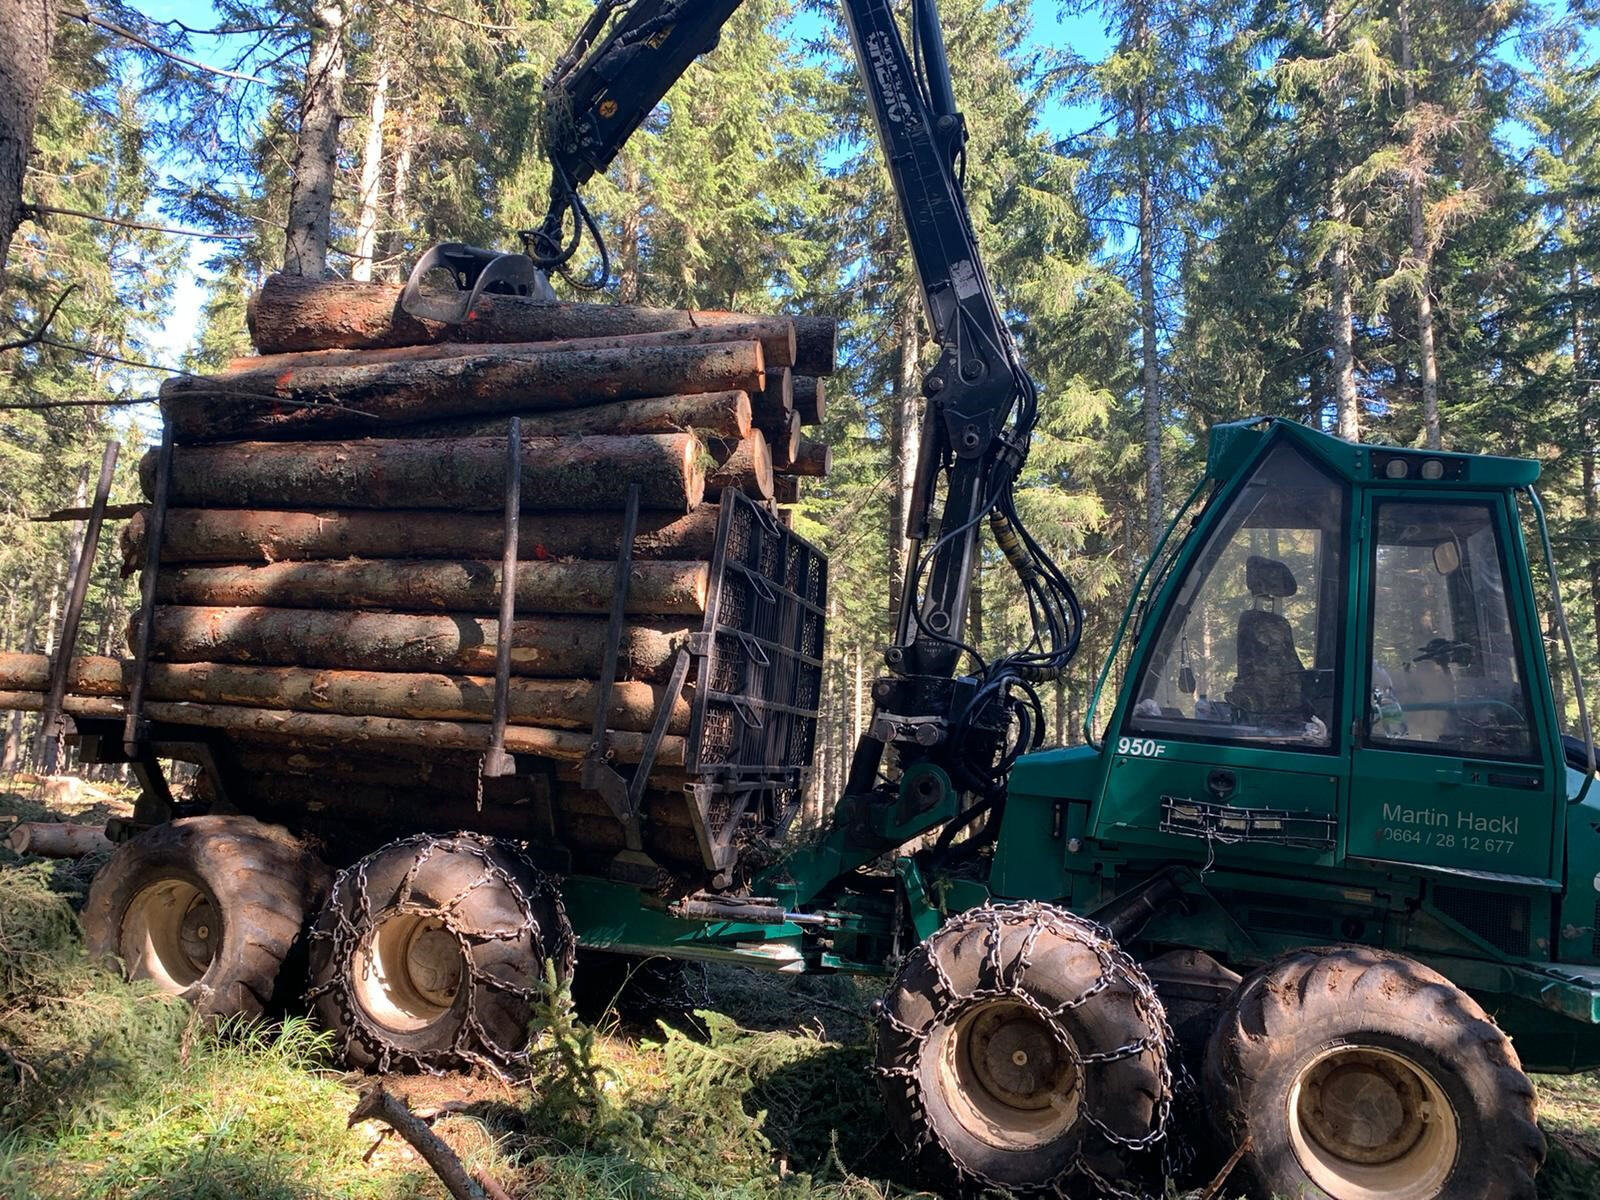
[988,418,1600,1074]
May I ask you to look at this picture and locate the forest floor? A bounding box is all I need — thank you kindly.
[2,776,1599,1200]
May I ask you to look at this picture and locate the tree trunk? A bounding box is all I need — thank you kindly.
[142,433,708,513]
[1325,1,1359,441]
[283,0,347,277]
[790,436,832,477]
[0,689,684,766]
[153,558,710,617]
[888,291,923,624]
[122,504,722,570]
[1,588,43,771]
[164,340,766,442]
[1398,0,1440,449]
[0,0,56,292]
[1134,5,1164,547]
[793,376,826,426]
[704,432,774,501]
[145,606,692,681]
[0,653,690,734]
[244,275,838,375]
[385,111,414,283]
[229,319,795,376]
[7,822,112,857]
[350,45,389,284]
[386,389,751,442]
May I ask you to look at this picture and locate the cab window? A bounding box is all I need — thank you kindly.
[1128,442,1346,748]
[1366,500,1533,759]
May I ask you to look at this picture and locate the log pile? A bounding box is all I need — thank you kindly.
[59,276,838,877]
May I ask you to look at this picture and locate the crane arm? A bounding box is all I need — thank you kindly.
[529,0,1083,792]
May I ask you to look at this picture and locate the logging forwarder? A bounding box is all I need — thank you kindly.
[48,3,1600,1198]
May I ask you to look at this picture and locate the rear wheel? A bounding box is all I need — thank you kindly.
[83,815,325,1019]
[874,902,1172,1195]
[307,832,574,1073]
[1204,945,1544,1200]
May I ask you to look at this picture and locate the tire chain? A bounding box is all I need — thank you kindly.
[874,900,1175,1200]
[306,831,576,1078]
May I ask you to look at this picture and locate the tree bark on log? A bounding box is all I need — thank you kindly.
[704,433,773,501]
[6,821,112,857]
[143,607,692,681]
[0,689,684,765]
[0,652,689,733]
[393,389,750,441]
[161,340,764,442]
[228,319,795,375]
[152,558,710,617]
[793,376,826,426]
[141,434,707,513]
[789,436,832,477]
[245,274,838,376]
[122,506,723,572]
[756,368,793,423]
[773,476,799,505]
[761,410,801,469]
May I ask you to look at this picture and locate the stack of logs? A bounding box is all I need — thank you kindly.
[1,275,836,876]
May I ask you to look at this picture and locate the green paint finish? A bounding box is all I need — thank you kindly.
[562,876,807,969]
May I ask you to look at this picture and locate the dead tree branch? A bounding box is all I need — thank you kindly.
[348,1085,512,1200]
[0,285,78,353]
[27,202,251,240]
[74,13,273,85]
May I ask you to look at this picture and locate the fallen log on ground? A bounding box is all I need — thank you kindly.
[0,690,685,765]
[704,432,774,501]
[6,821,112,857]
[142,434,707,513]
[161,340,764,442]
[245,274,838,376]
[393,389,751,441]
[121,505,723,571]
[0,653,691,733]
[143,606,693,681]
[153,558,711,617]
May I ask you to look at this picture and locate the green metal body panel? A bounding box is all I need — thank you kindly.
[559,419,1600,1075]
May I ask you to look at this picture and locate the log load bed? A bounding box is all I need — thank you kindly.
[17,276,836,892]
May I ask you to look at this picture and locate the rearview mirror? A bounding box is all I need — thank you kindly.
[1433,541,1461,575]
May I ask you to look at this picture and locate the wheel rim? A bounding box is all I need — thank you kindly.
[933,999,1082,1152]
[1288,1044,1459,1200]
[119,876,219,993]
[353,911,464,1033]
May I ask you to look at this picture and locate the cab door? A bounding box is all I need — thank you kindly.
[1346,492,1560,885]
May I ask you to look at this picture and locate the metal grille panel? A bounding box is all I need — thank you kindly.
[683,493,827,870]
[1433,885,1531,957]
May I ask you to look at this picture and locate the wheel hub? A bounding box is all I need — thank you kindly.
[354,911,465,1033]
[120,876,219,993]
[935,999,1081,1152]
[1289,1045,1459,1200]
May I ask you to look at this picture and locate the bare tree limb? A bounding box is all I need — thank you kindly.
[72,12,273,85]
[348,1086,500,1200]
[26,201,251,240]
[0,285,78,353]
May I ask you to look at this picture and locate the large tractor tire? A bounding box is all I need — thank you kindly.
[307,832,574,1073]
[874,902,1172,1196]
[84,815,326,1020]
[1204,945,1544,1200]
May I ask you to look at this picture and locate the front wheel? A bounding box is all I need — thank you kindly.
[1204,945,1544,1200]
[874,902,1172,1196]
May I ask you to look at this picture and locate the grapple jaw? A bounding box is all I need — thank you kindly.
[399,242,555,325]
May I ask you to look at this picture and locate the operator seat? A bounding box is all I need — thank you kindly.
[1226,556,1306,724]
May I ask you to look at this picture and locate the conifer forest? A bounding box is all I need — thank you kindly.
[6,0,1600,1196]
[7,0,1600,789]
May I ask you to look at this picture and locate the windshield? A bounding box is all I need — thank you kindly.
[1127,442,1346,748]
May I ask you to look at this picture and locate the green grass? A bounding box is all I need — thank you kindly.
[2,778,1599,1198]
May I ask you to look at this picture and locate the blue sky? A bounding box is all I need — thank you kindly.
[130,0,1112,365]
